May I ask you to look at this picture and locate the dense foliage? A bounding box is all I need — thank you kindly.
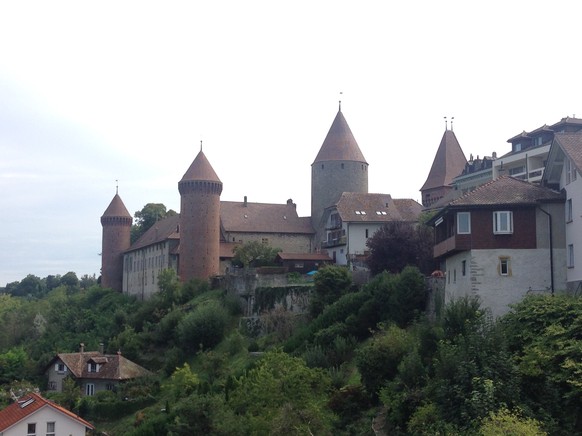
[2,270,582,434]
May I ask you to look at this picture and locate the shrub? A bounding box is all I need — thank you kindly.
[177,301,228,351]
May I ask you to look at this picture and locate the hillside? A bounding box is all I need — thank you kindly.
[1,267,580,434]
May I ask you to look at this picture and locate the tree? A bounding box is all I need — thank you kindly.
[366,221,435,276]
[310,265,353,316]
[131,203,177,243]
[232,241,280,268]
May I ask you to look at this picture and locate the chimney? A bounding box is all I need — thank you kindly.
[99,343,104,354]
[243,196,247,207]
[79,343,85,353]
[492,151,497,159]
[286,198,296,208]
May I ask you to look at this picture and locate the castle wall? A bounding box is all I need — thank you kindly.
[224,231,312,253]
[311,160,368,243]
[122,240,177,299]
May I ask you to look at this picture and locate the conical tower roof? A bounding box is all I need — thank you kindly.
[180,150,221,183]
[421,130,467,191]
[313,109,367,164]
[101,193,131,218]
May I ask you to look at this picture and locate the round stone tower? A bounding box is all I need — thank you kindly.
[178,149,222,282]
[101,191,132,292]
[311,106,368,243]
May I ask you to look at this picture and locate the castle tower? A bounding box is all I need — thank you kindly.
[100,191,132,291]
[420,129,467,208]
[178,148,222,281]
[311,105,368,245]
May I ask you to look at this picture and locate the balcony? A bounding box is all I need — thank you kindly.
[322,236,346,248]
[433,234,472,258]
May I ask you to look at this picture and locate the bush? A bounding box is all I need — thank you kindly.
[177,301,228,351]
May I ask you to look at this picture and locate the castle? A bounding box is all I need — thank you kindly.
[100,105,423,298]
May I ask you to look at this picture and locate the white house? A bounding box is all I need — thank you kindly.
[320,192,422,267]
[542,131,582,292]
[0,392,94,436]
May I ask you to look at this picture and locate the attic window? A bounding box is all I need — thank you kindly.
[355,211,361,215]
[20,398,35,408]
[88,362,99,373]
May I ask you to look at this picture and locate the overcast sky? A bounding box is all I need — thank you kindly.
[1,1,581,286]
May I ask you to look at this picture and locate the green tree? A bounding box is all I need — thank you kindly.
[310,265,353,316]
[232,240,280,268]
[228,350,335,434]
[131,203,177,243]
[177,301,228,351]
[366,221,434,276]
[479,408,547,436]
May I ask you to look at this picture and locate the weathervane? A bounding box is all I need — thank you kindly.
[339,91,343,111]
[444,116,455,131]
[115,179,118,194]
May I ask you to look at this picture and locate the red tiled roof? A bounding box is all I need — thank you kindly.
[128,214,180,252]
[421,130,467,191]
[334,192,422,223]
[220,241,238,258]
[220,201,314,234]
[101,193,131,218]
[180,150,222,183]
[446,176,564,207]
[50,351,151,381]
[0,392,94,432]
[313,110,367,164]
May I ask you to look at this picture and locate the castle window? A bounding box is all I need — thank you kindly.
[321,164,324,169]
[568,244,575,268]
[462,260,466,276]
[262,238,268,244]
[341,163,344,169]
[567,199,573,223]
[365,229,369,238]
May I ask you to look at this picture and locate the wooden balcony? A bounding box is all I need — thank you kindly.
[433,234,471,258]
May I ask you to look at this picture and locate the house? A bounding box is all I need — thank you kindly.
[321,192,423,266]
[275,252,333,274]
[429,176,566,317]
[0,392,94,436]
[542,131,582,291]
[46,345,151,396]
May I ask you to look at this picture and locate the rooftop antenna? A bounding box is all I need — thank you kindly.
[451,116,455,131]
[339,91,342,111]
[115,179,118,195]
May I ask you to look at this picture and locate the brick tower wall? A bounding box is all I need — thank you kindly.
[178,180,222,282]
[101,215,132,292]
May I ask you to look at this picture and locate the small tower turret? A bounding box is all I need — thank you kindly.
[178,147,222,281]
[101,191,132,291]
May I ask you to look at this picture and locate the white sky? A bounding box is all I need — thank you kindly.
[1,1,581,286]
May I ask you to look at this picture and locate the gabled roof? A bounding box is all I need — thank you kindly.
[180,150,221,183]
[421,130,467,191]
[543,132,582,187]
[437,176,563,210]
[101,193,131,218]
[0,392,94,432]
[50,351,151,381]
[332,192,422,223]
[128,214,180,252]
[313,109,367,164]
[553,132,582,172]
[220,201,314,234]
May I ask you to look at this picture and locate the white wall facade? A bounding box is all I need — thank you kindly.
[445,248,566,318]
[3,406,88,436]
[564,171,582,288]
[123,241,176,299]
